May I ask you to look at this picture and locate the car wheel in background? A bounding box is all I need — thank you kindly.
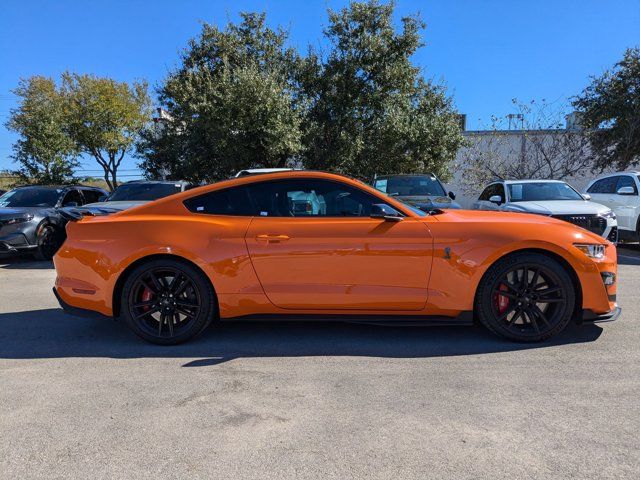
[121,258,217,345]
[475,252,575,342]
[34,224,63,261]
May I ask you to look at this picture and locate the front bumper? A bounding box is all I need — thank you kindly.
[581,306,621,324]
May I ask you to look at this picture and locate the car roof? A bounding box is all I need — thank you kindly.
[118,179,189,185]
[497,179,567,185]
[375,173,438,179]
[13,184,104,190]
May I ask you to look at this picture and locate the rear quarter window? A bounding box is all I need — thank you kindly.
[183,186,255,216]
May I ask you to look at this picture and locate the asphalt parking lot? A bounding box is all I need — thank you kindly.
[1,248,639,479]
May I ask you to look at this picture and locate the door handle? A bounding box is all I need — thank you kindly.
[255,234,291,243]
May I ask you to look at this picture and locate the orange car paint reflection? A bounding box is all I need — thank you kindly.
[53,171,617,320]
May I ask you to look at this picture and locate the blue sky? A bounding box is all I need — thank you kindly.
[1,0,638,175]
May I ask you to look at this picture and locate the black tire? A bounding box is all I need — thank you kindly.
[34,224,63,261]
[120,258,217,345]
[475,252,575,342]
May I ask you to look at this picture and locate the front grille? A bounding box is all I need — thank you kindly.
[551,214,606,235]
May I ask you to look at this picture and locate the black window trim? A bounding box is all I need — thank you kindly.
[184,177,408,218]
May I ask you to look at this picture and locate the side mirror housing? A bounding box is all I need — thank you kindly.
[370,203,403,222]
[488,195,502,205]
[64,201,79,207]
[617,186,635,195]
[98,195,108,202]
[448,191,456,200]
[582,193,591,201]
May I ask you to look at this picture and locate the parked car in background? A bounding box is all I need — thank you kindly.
[235,168,294,177]
[473,180,618,242]
[0,185,107,259]
[584,172,640,242]
[372,174,460,210]
[83,180,193,212]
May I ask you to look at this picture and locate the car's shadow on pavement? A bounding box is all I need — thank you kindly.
[0,258,54,269]
[0,308,603,366]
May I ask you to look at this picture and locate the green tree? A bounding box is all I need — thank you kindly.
[137,13,304,182]
[302,0,463,180]
[573,47,640,171]
[6,76,79,185]
[62,73,152,190]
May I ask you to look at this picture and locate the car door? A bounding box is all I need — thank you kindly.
[586,176,618,214]
[474,183,505,210]
[612,175,639,230]
[243,179,434,311]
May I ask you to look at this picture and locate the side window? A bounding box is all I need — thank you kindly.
[246,179,384,217]
[479,184,504,203]
[616,175,638,194]
[61,189,82,207]
[183,186,255,215]
[587,177,618,194]
[81,189,103,204]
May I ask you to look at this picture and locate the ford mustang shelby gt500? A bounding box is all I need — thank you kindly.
[53,171,620,345]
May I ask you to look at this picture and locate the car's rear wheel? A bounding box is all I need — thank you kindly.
[475,252,575,342]
[34,224,63,261]
[121,259,216,345]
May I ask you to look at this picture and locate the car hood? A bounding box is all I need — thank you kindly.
[503,200,610,216]
[83,200,150,211]
[397,195,461,210]
[0,206,43,219]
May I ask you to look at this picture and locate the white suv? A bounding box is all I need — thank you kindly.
[584,172,640,241]
[473,179,618,242]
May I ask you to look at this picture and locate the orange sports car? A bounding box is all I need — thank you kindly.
[53,171,620,345]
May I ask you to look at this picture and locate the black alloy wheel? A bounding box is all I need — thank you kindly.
[35,225,62,260]
[121,259,216,345]
[476,253,575,342]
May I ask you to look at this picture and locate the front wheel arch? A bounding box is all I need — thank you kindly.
[474,248,583,324]
[112,254,218,319]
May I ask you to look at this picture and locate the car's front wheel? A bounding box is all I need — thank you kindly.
[34,224,63,260]
[475,252,576,342]
[121,259,217,345]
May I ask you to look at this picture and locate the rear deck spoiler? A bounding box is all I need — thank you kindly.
[58,206,123,221]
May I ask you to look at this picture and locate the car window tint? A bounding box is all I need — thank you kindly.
[246,179,382,217]
[81,190,103,204]
[616,175,637,194]
[479,184,504,202]
[587,177,618,194]
[61,189,82,206]
[183,186,255,215]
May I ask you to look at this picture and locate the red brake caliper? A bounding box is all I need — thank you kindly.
[141,287,154,311]
[494,283,510,314]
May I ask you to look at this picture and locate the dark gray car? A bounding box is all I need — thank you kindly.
[0,185,107,259]
[371,174,461,211]
[83,180,193,212]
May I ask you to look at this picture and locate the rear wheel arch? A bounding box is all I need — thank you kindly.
[112,254,218,318]
[475,248,583,321]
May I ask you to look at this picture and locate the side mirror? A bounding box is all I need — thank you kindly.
[582,193,591,201]
[488,195,502,205]
[98,195,108,202]
[448,191,456,200]
[64,201,79,207]
[370,203,403,222]
[617,186,635,195]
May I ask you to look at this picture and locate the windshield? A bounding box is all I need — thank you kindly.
[374,176,446,197]
[0,188,62,208]
[107,183,182,201]
[508,182,583,202]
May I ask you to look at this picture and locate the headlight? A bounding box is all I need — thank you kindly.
[0,214,34,226]
[574,243,606,259]
[601,210,616,219]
